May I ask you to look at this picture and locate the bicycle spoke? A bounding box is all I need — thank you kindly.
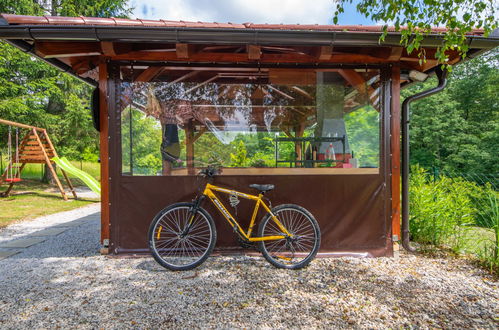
[150,205,214,269]
[261,207,319,267]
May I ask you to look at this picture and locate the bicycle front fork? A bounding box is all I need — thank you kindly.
[180,195,206,237]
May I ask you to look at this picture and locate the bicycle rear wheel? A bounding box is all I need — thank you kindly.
[258,204,321,269]
[148,202,216,271]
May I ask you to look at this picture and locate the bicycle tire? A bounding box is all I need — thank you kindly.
[258,204,321,269]
[148,202,217,271]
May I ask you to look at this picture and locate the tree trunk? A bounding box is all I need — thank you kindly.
[42,163,57,185]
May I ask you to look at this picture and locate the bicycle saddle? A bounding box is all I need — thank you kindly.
[249,184,275,192]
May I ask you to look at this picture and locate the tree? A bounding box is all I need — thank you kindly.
[334,0,498,64]
[405,49,498,173]
[0,0,131,17]
[0,0,131,181]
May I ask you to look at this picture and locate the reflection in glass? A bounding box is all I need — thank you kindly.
[118,68,381,176]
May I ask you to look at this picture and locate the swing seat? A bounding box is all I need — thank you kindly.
[4,178,22,183]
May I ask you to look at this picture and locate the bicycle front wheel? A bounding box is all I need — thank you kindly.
[148,202,216,271]
[258,204,321,269]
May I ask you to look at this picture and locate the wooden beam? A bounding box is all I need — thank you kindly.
[247,45,261,60]
[32,129,68,200]
[338,69,369,95]
[269,69,316,85]
[316,46,333,61]
[168,71,198,85]
[42,130,77,199]
[390,65,401,242]
[184,75,219,93]
[134,66,165,82]
[100,42,133,57]
[185,120,195,175]
[100,41,116,56]
[176,43,197,59]
[35,41,101,58]
[290,86,313,99]
[71,58,93,75]
[192,126,207,144]
[0,119,45,131]
[388,47,403,61]
[266,85,295,100]
[112,51,390,64]
[99,61,110,244]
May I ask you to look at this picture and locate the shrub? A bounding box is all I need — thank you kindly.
[410,165,499,273]
[409,165,474,250]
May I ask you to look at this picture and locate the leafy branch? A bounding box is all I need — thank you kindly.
[334,0,498,64]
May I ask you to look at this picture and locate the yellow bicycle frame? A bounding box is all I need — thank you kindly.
[202,183,292,241]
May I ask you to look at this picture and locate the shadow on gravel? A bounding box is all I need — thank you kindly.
[5,213,101,259]
[0,250,496,328]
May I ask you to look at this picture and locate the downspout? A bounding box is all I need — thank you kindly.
[401,66,448,252]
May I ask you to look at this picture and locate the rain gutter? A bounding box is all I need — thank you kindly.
[0,24,497,49]
[401,66,448,252]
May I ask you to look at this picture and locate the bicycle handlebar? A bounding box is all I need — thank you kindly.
[198,166,222,178]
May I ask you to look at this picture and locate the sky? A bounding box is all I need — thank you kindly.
[130,0,375,25]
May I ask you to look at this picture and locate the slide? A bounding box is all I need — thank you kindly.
[52,156,101,195]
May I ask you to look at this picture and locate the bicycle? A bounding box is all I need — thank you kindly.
[148,166,321,271]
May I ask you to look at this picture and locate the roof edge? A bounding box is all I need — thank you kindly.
[0,25,497,50]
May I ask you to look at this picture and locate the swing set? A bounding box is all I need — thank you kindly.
[0,119,77,200]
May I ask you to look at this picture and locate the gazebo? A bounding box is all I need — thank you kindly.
[1,14,497,256]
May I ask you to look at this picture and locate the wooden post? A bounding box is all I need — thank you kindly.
[42,130,77,199]
[162,160,172,176]
[185,120,195,175]
[33,129,68,200]
[99,62,110,244]
[294,123,305,167]
[391,65,402,242]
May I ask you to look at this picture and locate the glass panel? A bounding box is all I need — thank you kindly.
[118,67,382,176]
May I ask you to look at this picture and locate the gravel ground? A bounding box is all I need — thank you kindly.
[0,204,498,329]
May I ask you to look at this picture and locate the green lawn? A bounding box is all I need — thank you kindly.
[457,226,496,255]
[1,158,100,187]
[0,179,99,228]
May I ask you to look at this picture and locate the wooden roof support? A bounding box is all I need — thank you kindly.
[290,86,313,99]
[337,69,369,95]
[71,58,94,75]
[184,75,220,93]
[247,45,261,60]
[168,71,198,85]
[100,41,116,56]
[111,51,390,64]
[266,85,294,100]
[135,66,165,82]
[316,46,333,61]
[35,41,101,58]
[388,47,403,61]
[176,43,197,59]
[192,126,207,144]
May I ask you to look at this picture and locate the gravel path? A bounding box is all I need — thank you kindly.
[0,205,498,329]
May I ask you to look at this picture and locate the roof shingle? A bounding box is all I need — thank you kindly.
[0,13,486,36]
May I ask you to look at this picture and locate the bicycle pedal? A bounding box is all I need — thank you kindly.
[237,236,257,250]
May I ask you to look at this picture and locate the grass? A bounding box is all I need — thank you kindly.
[1,157,100,187]
[456,226,496,254]
[0,179,99,228]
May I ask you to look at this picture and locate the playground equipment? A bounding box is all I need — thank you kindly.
[0,119,77,200]
[52,157,101,195]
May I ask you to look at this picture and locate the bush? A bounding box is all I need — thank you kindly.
[409,165,474,250]
[476,192,499,272]
[410,165,499,273]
